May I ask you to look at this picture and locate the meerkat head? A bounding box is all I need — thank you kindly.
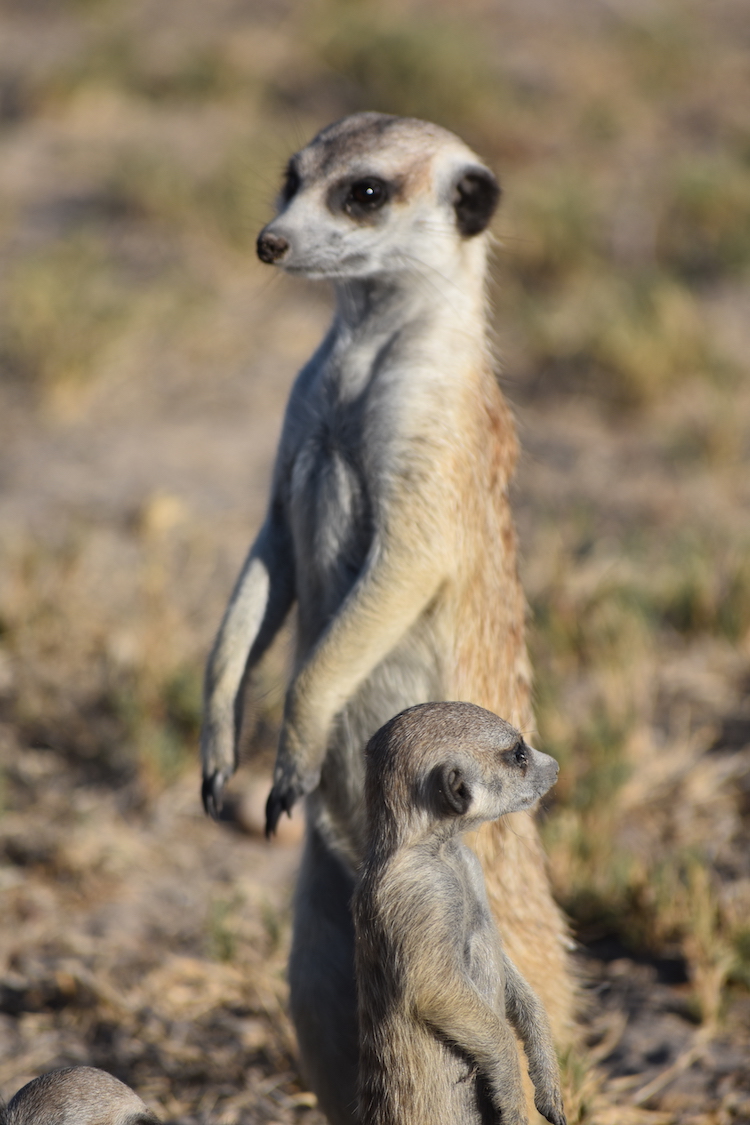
[365,701,559,839]
[256,113,500,281]
[4,1066,159,1125]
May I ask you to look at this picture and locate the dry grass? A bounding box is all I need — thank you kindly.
[1,0,749,1120]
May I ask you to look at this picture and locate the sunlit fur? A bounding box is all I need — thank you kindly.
[1,1067,158,1125]
[355,702,566,1125]
[201,113,576,1125]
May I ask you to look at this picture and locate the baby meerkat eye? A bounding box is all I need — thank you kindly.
[345,177,388,213]
[512,742,528,766]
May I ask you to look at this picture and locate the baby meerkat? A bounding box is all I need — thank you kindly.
[354,702,566,1125]
[0,1066,159,1125]
[201,112,575,1123]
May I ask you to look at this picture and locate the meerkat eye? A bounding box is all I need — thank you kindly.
[345,177,388,213]
[282,165,300,203]
[512,743,528,767]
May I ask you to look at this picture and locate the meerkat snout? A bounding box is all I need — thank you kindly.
[257,230,290,264]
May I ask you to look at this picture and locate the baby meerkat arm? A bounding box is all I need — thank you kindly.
[266,512,447,830]
[202,504,295,818]
[503,954,567,1125]
[415,968,529,1125]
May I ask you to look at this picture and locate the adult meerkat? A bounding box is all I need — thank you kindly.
[0,1067,159,1125]
[201,112,575,1124]
[355,701,566,1125]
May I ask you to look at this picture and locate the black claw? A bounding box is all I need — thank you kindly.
[538,1107,566,1125]
[265,786,295,838]
[202,773,225,820]
[265,790,281,838]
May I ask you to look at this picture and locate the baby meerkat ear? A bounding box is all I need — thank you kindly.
[437,763,472,816]
[452,166,501,237]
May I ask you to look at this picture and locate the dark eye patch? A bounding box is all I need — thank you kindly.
[504,741,528,769]
[281,163,300,203]
[327,175,393,221]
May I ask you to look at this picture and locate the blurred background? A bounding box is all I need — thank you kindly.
[0,0,749,1121]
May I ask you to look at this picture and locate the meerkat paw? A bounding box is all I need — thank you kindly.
[265,760,319,836]
[202,767,234,819]
[535,1094,566,1125]
[265,784,300,837]
[200,715,239,819]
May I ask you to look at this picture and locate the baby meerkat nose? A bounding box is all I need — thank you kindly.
[257,231,290,264]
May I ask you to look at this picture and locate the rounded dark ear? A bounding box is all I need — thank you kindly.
[453,166,501,237]
[437,763,472,816]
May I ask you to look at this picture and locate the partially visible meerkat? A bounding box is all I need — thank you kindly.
[354,702,566,1125]
[0,1067,159,1125]
[201,112,576,1124]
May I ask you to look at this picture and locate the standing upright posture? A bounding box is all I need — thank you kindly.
[201,113,575,1124]
[354,701,566,1125]
[0,1067,159,1125]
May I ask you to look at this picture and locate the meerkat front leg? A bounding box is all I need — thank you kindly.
[201,505,295,817]
[414,965,529,1125]
[503,955,567,1125]
[266,513,448,832]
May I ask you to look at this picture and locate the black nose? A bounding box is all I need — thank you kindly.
[257,231,289,264]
